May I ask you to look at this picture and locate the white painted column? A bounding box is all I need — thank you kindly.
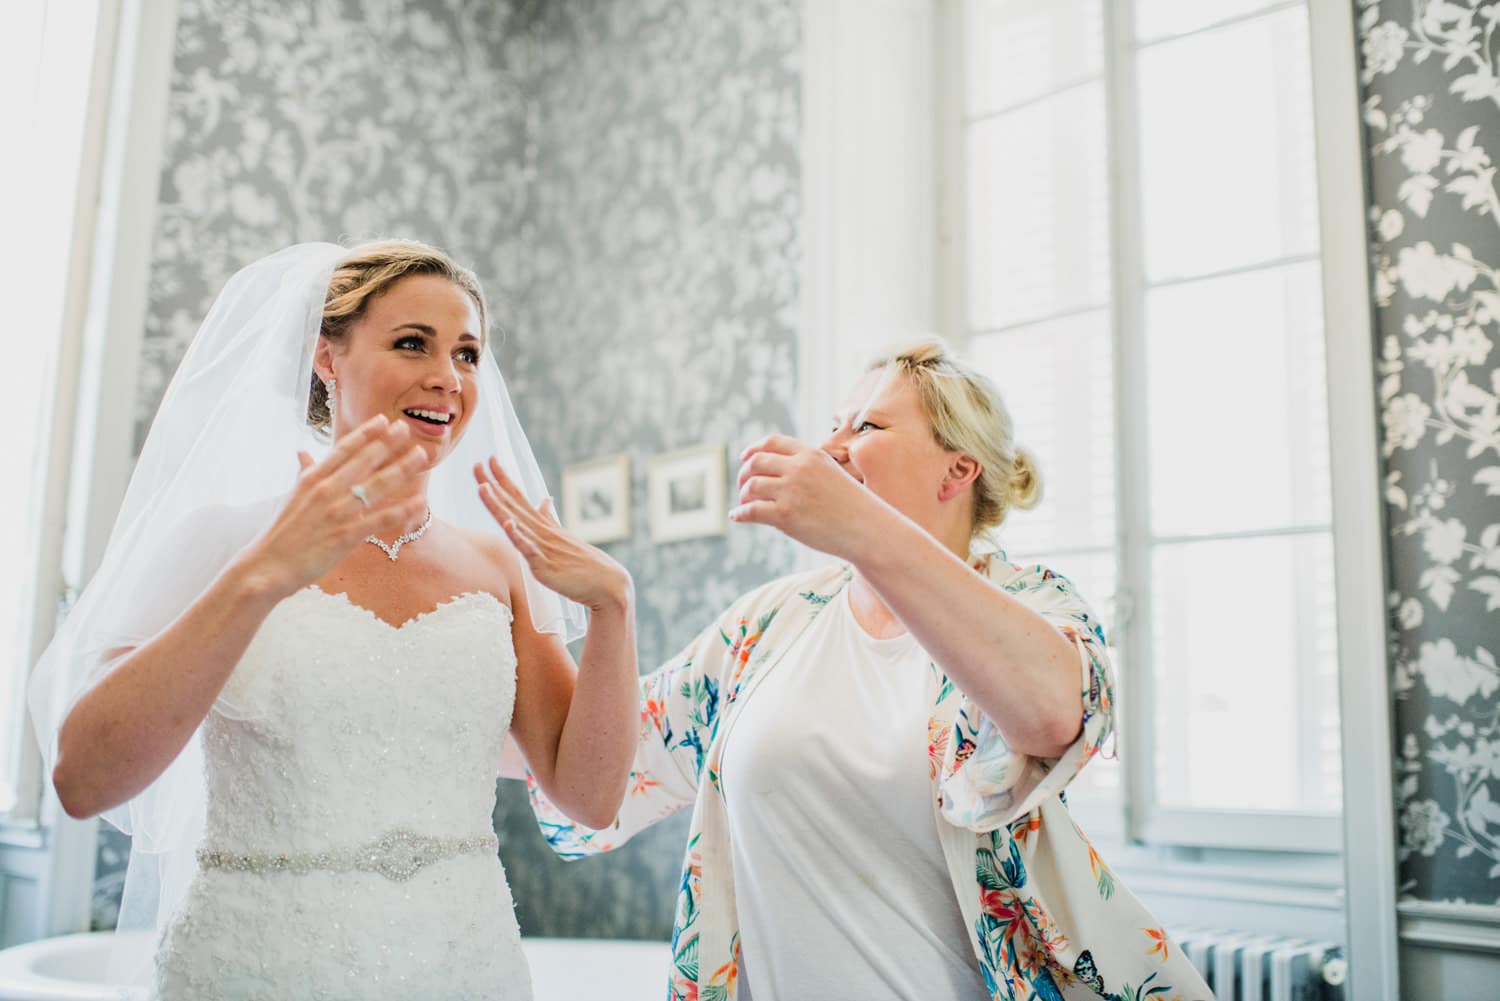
[799,0,939,451]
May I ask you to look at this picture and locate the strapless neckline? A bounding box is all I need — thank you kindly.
[298,584,513,632]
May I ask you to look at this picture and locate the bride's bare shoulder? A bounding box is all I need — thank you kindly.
[440,522,523,592]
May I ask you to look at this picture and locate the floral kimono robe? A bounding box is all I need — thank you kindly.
[527,554,1213,1001]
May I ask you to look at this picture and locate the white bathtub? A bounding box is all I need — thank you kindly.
[0,930,671,1000]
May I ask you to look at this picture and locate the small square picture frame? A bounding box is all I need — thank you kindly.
[560,454,631,544]
[648,443,727,543]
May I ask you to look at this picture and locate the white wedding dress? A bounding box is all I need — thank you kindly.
[151,585,532,1001]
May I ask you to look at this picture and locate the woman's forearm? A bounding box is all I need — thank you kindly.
[51,553,289,819]
[549,585,639,829]
[850,506,1083,758]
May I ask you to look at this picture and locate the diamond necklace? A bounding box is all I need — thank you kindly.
[366,508,432,562]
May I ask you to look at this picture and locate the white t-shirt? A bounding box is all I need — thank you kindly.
[721,586,989,1001]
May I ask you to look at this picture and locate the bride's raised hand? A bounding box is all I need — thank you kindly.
[474,456,630,611]
[244,415,429,596]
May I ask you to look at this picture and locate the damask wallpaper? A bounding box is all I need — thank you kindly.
[1357,0,1500,905]
[492,0,802,940]
[100,0,801,939]
[131,0,536,444]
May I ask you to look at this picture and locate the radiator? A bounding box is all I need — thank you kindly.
[1172,929,1347,1001]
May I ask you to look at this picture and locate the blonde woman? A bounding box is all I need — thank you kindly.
[529,341,1213,1001]
[33,241,638,999]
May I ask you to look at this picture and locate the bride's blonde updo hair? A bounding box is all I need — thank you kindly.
[866,338,1043,535]
[308,239,489,432]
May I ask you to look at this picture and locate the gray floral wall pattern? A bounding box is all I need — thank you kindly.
[1358,0,1500,904]
[103,0,800,940]
[132,0,535,443]
[490,0,802,939]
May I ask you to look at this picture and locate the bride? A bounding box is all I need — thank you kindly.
[29,240,639,1000]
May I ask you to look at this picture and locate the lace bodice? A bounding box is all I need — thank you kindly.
[152,586,532,1001]
[201,587,515,852]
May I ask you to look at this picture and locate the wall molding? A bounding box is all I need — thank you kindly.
[1305,0,1403,996]
[1398,901,1500,954]
[1098,849,1347,943]
[1077,828,1349,942]
[1117,865,1345,914]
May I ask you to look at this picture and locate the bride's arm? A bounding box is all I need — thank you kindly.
[474,459,638,829]
[52,418,424,819]
[53,561,286,819]
[504,560,637,830]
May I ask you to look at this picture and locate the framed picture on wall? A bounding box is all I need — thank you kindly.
[648,443,727,543]
[560,454,631,544]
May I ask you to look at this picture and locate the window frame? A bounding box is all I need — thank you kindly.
[13,0,179,823]
[1108,0,1344,855]
[944,0,1366,855]
[0,0,183,943]
[926,0,1399,972]
[807,0,1399,968]
[2,0,120,830]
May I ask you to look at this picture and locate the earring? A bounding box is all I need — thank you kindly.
[325,379,337,422]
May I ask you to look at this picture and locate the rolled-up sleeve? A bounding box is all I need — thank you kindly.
[939,564,1115,832]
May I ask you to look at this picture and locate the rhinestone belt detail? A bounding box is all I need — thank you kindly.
[196,828,498,882]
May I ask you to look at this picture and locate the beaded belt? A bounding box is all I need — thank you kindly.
[196,828,498,883]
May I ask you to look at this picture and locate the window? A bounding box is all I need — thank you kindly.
[957,0,1341,850]
[0,0,106,817]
